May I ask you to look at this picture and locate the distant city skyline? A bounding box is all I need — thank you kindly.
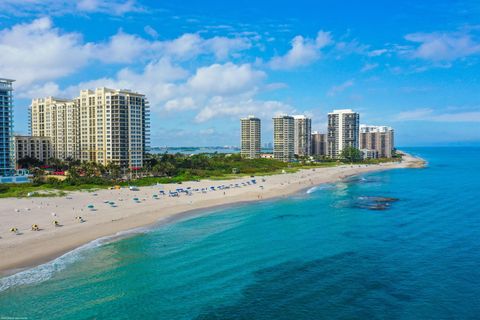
[1,0,480,146]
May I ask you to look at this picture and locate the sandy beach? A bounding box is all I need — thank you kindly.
[0,153,424,276]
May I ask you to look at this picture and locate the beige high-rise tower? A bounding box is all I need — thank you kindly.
[311,131,327,156]
[240,115,261,159]
[30,87,150,168]
[293,115,312,157]
[79,88,149,168]
[359,125,394,158]
[30,97,80,160]
[273,115,294,162]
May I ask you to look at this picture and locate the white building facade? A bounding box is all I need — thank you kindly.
[327,109,360,158]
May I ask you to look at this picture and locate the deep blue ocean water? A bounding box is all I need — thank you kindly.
[0,147,479,319]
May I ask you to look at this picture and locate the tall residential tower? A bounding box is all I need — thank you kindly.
[293,115,312,157]
[359,125,395,158]
[327,109,359,158]
[240,115,261,159]
[311,131,327,156]
[30,87,150,168]
[30,97,80,160]
[79,88,149,168]
[0,78,14,176]
[273,115,294,162]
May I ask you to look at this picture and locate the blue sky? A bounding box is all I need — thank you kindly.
[1,0,479,147]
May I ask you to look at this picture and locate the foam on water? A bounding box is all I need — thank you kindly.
[0,226,150,293]
[306,184,336,194]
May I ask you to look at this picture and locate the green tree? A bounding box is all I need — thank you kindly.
[341,146,362,163]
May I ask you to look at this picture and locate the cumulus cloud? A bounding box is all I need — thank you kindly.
[163,33,251,60]
[0,18,255,93]
[269,30,332,70]
[187,63,265,95]
[195,97,294,122]
[0,0,142,16]
[403,31,480,61]
[0,17,90,88]
[63,58,189,103]
[54,59,288,123]
[94,31,159,63]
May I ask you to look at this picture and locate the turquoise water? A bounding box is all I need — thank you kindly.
[1,147,479,319]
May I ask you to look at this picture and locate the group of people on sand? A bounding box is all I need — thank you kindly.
[7,178,264,236]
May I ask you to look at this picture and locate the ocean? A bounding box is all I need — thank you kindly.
[0,147,479,319]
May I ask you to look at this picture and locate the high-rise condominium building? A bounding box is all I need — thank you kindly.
[30,97,80,160]
[327,109,360,158]
[359,125,394,158]
[30,88,150,168]
[311,131,327,156]
[79,88,149,168]
[0,78,14,176]
[240,115,261,159]
[273,115,294,162]
[293,115,312,157]
[14,136,52,166]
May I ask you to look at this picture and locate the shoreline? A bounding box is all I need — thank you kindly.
[0,153,425,277]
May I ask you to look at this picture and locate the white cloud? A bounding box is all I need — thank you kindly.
[395,108,480,122]
[63,58,189,104]
[163,33,251,60]
[195,97,294,122]
[403,31,480,61]
[55,59,291,123]
[361,63,378,72]
[0,0,142,16]
[94,31,157,63]
[17,82,61,99]
[368,49,388,57]
[269,30,332,70]
[187,63,265,95]
[144,25,158,38]
[76,0,140,15]
[0,18,255,95]
[0,17,90,88]
[164,97,196,111]
[327,79,354,96]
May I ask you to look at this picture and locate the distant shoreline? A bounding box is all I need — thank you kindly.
[0,152,425,277]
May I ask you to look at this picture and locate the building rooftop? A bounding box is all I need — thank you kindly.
[329,109,356,114]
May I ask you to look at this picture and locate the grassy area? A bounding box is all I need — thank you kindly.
[0,155,398,198]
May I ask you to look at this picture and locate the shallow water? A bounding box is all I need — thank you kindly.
[1,147,479,319]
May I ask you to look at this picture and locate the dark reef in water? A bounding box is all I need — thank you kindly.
[354,196,399,211]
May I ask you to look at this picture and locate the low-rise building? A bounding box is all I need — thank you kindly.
[14,136,52,167]
[360,148,379,160]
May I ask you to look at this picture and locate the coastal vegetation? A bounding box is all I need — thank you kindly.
[1,151,400,198]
